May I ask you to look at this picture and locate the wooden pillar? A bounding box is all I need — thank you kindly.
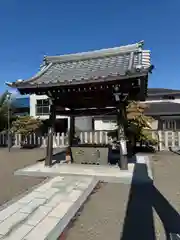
[117,103,128,170]
[45,104,56,166]
[69,116,75,146]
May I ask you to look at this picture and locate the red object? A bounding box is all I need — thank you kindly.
[66,146,71,155]
[65,147,71,163]
[58,231,66,240]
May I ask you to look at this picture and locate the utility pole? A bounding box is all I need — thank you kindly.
[7,93,11,152]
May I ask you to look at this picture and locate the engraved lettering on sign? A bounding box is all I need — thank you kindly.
[76,150,84,155]
[92,151,97,156]
[92,150,100,156]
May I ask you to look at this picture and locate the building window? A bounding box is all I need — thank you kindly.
[102,120,117,124]
[163,120,176,130]
[36,99,50,115]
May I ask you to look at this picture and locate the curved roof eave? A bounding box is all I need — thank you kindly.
[5,63,53,88]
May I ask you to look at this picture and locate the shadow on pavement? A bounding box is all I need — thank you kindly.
[36,149,66,164]
[52,150,66,163]
[121,162,180,240]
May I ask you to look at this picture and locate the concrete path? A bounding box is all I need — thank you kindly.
[0,176,97,240]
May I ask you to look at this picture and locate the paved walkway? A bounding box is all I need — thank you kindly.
[0,176,97,240]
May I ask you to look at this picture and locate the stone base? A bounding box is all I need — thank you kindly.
[15,155,154,184]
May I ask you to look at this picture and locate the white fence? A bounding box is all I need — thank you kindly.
[153,130,180,151]
[0,131,110,148]
[0,130,179,150]
[5,133,69,148]
[77,131,109,144]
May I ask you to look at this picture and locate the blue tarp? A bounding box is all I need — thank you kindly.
[11,96,29,108]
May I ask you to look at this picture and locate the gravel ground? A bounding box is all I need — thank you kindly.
[0,148,47,206]
[65,182,130,240]
[152,151,180,239]
[65,152,180,240]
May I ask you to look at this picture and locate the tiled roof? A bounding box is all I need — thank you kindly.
[9,41,151,88]
[148,88,180,95]
[145,102,180,115]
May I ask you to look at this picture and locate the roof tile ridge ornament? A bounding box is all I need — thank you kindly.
[148,65,154,74]
[44,41,144,64]
[135,41,152,74]
[137,40,144,49]
[40,55,48,70]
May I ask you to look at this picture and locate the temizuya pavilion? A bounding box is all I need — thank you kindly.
[7,41,153,170]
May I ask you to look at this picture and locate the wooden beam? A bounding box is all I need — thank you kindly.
[45,104,56,166]
[58,102,115,109]
[54,93,116,109]
[53,86,142,109]
[120,103,128,170]
[18,75,144,93]
[55,107,117,116]
[18,76,147,101]
[69,116,75,146]
[117,102,128,170]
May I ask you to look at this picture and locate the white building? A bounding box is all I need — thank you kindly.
[29,93,117,131]
[29,88,180,132]
[29,94,93,132]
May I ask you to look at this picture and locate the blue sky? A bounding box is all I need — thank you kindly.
[0,0,180,93]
